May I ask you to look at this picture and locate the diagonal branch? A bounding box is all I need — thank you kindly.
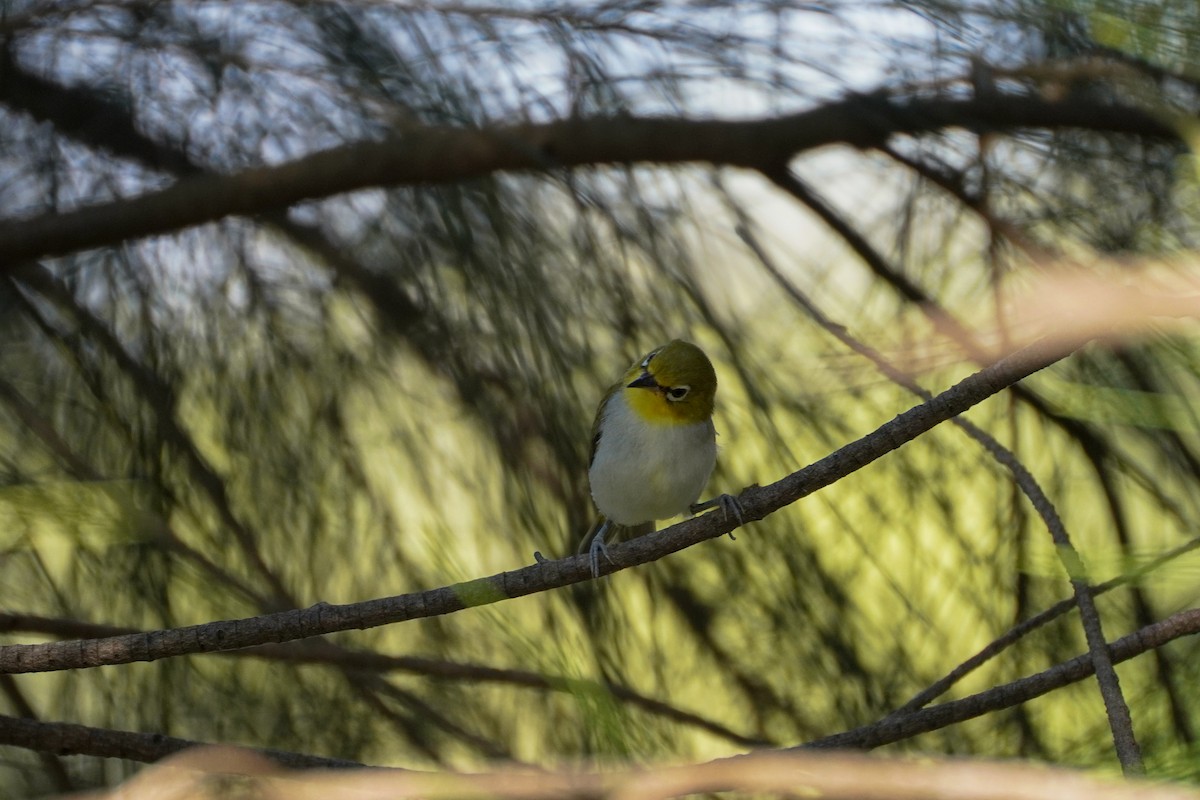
[898,526,1200,715]
[802,608,1200,751]
[0,44,200,176]
[0,334,1082,675]
[0,366,763,749]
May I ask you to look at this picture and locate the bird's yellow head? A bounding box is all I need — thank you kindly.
[622,339,716,425]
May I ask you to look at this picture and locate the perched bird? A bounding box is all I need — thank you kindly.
[582,339,742,576]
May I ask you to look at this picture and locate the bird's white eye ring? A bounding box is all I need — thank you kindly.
[666,385,690,402]
[641,349,661,369]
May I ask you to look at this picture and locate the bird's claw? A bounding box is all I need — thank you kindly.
[588,533,615,578]
[690,493,746,540]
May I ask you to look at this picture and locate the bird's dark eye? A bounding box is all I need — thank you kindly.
[666,386,690,402]
[641,349,660,369]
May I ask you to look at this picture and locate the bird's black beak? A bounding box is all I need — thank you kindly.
[627,372,659,390]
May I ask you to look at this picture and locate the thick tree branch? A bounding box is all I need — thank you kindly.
[0,335,1079,675]
[0,93,1178,267]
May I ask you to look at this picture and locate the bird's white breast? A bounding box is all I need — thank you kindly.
[588,391,717,526]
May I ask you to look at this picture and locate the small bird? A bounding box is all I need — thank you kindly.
[582,339,742,576]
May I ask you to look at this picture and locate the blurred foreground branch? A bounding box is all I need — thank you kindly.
[76,746,1200,800]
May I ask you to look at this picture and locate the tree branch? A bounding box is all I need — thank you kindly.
[779,152,1194,745]
[0,713,365,769]
[0,92,1178,267]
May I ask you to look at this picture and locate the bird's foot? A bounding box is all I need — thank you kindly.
[588,534,612,577]
[588,523,615,577]
[690,493,745,540]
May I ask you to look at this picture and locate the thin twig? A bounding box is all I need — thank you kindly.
[11,268,295,608]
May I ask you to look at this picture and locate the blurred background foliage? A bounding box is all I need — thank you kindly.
[3,0,1200,794]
